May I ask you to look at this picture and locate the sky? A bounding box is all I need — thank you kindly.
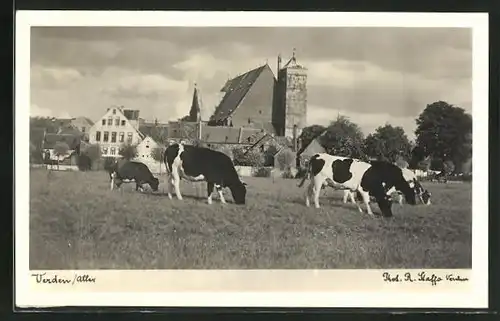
[30,26,472,139]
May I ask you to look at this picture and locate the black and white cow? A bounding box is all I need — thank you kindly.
[341,167,431,206]
[109,160,160,192]
[164,143,247,205]
[396,168,432,205]
[298,153,416,217]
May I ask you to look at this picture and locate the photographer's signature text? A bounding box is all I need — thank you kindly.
[382,271,469,286]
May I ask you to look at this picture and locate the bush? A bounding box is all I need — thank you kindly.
[253,166,271,177]
[232,147,264,167]
[119,143,138,160]
[275,148,296,171]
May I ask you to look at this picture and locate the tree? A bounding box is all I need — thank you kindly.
[149,125,169,145]
[319,115,365,158]
[29,142,38,164]
[414,101,472,172]
[81,144,101,166]
[298,125,326,152]
[275,148,296,171]
[53,141,70,169]
[363,124,412,162]
[232,146,264,167]
[150,146,165,173]
[119,143,138,160]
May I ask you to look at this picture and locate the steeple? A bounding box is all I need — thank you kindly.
[189,82,201,123]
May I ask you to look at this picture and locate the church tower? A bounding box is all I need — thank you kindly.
[272,49,308,139]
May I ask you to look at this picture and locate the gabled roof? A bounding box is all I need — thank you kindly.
[210,64,270,123]
[82,117,94,126]
[43,133,81,150]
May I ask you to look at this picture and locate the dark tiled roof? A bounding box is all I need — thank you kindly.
[238,127,265,144]
[200,126,244,144]
[83,117,94,125]
[139,124,170,143]
[210,65,268,123]
[43,133,81,150]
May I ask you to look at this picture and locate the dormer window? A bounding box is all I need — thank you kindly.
[112,109,116,114]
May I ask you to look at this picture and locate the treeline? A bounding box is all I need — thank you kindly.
[298,101,472,174]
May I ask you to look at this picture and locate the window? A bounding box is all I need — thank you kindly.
[115,118,120,126]
[102,147,108,155]
[103,131,109,142]
[102,119,106,125]
[81,126,86,133]
[110,147,116,155]
[107,117,113,125]
[95,131,101,142]
[119,132,124,143]
[127,132,133,143]
[121,120,126,126]
[111,132,117,143]
[112,109,116,115]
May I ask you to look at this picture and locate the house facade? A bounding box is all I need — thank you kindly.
[88,107,144,158]
[134,135,163,173]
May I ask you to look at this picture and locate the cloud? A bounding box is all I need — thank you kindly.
[30,104,71,119]
[31,65,83,88]
[307,105,418,140]
[29,26,472,135]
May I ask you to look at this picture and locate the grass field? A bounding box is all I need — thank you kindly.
[29,168,472,269]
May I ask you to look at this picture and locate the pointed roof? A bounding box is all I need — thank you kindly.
[281,48,306,70]
[210,64,270,123]
[189,83,202,122]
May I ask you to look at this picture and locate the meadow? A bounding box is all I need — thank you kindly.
[29,168,472,269]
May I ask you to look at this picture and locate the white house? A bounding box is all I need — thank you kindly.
[133,135,163,173]
[88,107,145,158]
[134,136,165,173]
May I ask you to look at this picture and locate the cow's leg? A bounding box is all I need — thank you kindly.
[172,170,183,200]
[342,190,349,204]
[349,191,363,213]
[312,177,324,209]
[110,172,116,190]
[215,184,226,204]
[207,182,215,205]
[165,174,174,199]
[358,190,374,216]
[305,182,313,207]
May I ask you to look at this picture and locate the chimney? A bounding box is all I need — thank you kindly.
[292,124,298,152]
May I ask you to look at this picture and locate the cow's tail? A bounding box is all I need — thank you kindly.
[297,160,312,188]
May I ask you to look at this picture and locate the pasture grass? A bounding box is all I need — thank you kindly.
[29,168,472,269]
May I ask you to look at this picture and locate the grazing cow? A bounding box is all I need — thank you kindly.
[164,143,247,205]
[395,168,432,205]
[341,168,431,206]
[109,160,159,192]
[298,153,416,217]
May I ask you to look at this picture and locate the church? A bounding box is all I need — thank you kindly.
[165,50,309,151]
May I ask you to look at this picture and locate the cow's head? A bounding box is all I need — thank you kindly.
[413,179,431,205]
[421,189,432,205]
[149,177,160,192]
[229,180,247,205]
[376,195,394,217]
[394,174,417,206]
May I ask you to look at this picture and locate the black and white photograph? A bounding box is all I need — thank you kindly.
[15,11,489,308]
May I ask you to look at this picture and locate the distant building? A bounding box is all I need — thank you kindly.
[208,64,276,133]
[42,133,81,165]
[87,107,145,158]
[205,50,308,150]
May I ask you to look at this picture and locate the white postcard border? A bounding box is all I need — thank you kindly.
[15,11,489,308]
